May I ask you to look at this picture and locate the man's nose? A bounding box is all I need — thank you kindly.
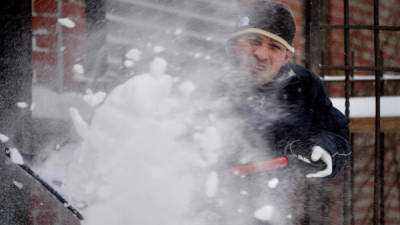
[253,46,269,61]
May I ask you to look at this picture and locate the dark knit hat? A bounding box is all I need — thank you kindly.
[230,0,296,53]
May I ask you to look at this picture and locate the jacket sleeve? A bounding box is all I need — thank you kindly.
[306,75,351,177]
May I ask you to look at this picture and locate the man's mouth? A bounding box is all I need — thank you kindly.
[255,65,266,71]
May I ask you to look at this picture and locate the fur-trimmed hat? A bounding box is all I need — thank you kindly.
[230,0,296,53]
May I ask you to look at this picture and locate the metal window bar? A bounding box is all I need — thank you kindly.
[306,0,400,224]
[350,51,355,225]
[343,1,350,224]
[373,0,382,224]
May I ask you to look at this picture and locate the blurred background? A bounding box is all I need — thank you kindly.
[0,0,399,224]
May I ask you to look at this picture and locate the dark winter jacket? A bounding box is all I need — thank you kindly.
[228,62,351,177]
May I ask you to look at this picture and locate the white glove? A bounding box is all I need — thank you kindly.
[305,146,333,178]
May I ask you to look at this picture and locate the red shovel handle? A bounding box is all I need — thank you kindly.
[218,156,288,178]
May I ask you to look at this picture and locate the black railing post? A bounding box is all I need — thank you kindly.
[305,0,321,73]
[350,52,355,225]
[373,0,382,224]
[380,132,385,225]
[343,0,350,224]
[350,133,355,225]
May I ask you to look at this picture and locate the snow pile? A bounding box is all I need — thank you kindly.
[64,57,232,225]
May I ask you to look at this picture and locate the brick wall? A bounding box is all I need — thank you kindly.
[31,1,86,224]
[327,0,400,73]
[334,133,400,225]
[324,1,400,224]
[29,185,81,225]
[277,0,305,65]
[32,0,86,91]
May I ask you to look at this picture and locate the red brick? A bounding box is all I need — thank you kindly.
[62,20,86,36]
[30,189,59,211]
[60,209,81,225]
[326,83,345,96]
[62,1,86,19]
[36,211,59,225]
[63,37,86,60]
[35,34,57,50]
[330,0,344,10]
[32,16,57,33]
[33,63,58,88]
[59,196,82,225]
[29,212,35,225]
[329,14,344,24]
[329,3,344,19]
[71,0,86,6]
[63,50,84,69]
[33,52,57,65]
[33,0,57,14]
[384,217,400,225]
[356,192,398,202]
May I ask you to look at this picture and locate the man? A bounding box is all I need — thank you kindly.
[225,0,351,179]
[211,1,351,224]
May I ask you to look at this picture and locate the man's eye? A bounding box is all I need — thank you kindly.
[270,44,281,50]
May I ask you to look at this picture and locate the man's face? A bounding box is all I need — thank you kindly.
[234,34,292,85]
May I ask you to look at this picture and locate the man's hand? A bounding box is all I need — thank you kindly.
[305,146,332,178]
[286,141,333,178]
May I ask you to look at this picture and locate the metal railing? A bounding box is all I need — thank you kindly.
[306,0,400,224]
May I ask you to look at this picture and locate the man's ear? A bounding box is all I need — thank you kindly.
[284,51,293,63]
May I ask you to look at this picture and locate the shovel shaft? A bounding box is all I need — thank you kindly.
[218,156,288,178]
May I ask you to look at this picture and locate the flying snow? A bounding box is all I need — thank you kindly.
[63,57,230,225]
[35,40,290,225]
[58,18,76,28]
[0,133,9,143]
[268,177,279,189]
[205,171,219,197]
[125,48,142,61]
[9,148,24,165]
[16,102,29,108]
[13,180,24,189]
[254,205,274,222]
[72,64,85,75]
[153,46,165,53]
[83,90,107,107]
[124,48,142,68]
[174,28,183,35]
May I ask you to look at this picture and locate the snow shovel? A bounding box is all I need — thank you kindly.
[218,156,288,178]
[2,146,84,221]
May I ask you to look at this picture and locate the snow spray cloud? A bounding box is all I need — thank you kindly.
[38,1,292,225]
